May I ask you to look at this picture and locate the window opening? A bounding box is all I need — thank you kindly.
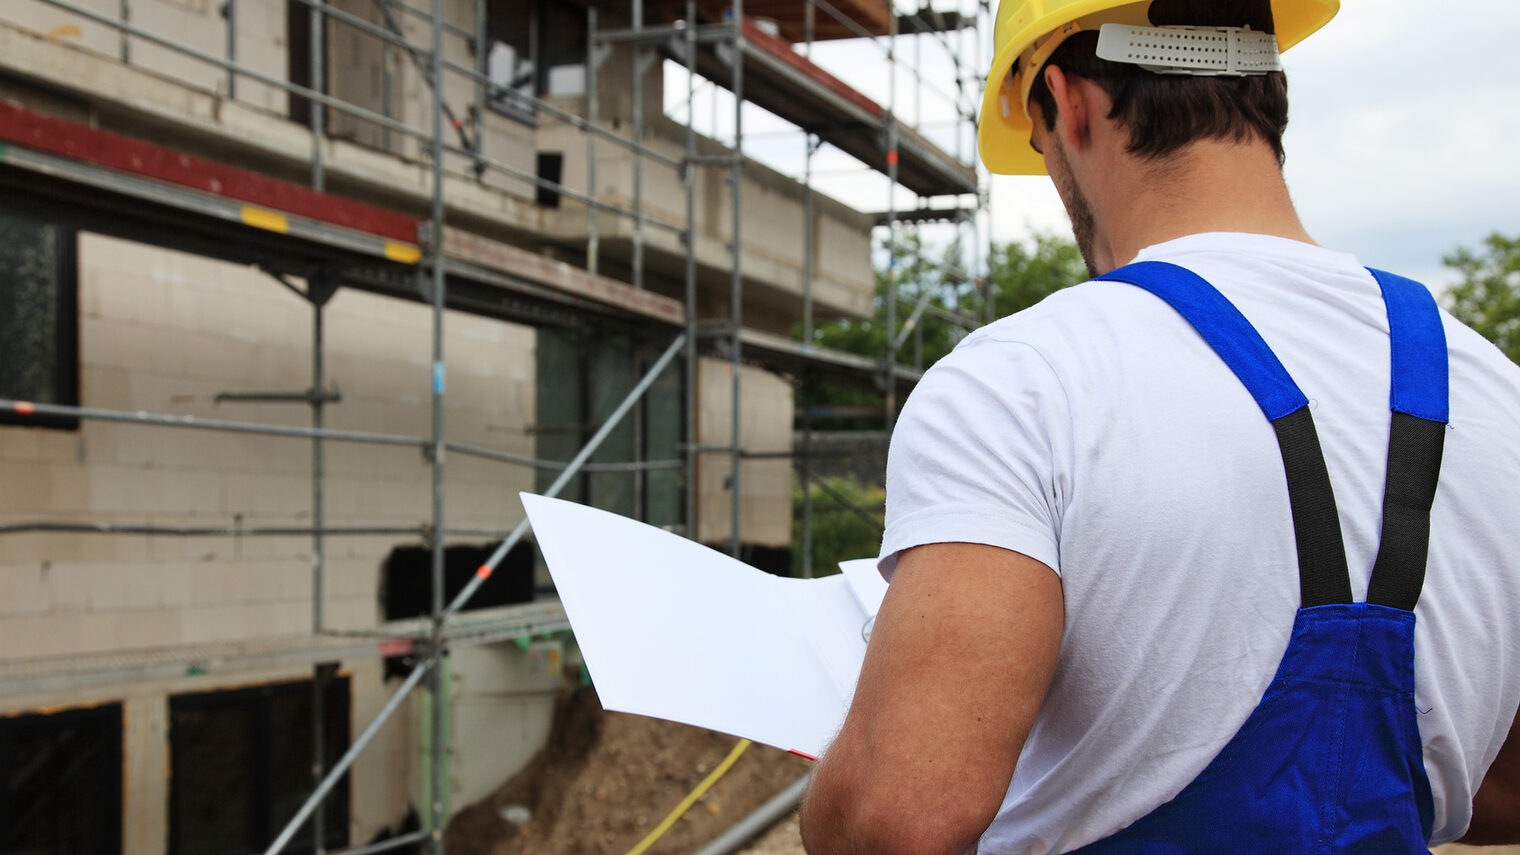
[536,152,564,208]
[168,677,351,855]
[0,207,78,430]
[484,0,587,123]
[0,703,123,855]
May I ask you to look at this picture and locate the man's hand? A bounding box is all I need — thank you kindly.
[798,542,1064,855]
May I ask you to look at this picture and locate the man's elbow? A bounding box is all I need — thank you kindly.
[799,771,982,855]
[1460,777,1520,845]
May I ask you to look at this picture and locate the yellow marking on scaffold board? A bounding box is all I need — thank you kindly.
[385,242,423,264]
[240,206,290,233]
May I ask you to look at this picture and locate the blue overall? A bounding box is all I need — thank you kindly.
[1063,261,1449,854]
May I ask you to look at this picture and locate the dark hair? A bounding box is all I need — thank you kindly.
[1026,0,1289,164]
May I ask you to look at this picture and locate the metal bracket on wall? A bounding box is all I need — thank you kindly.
[214,387,342,405]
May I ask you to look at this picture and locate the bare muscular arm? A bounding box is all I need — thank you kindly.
[798,542,1064,855]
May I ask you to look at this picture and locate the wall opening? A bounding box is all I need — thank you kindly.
[0,702,122,855]
[0,206,78,430]
[169,675,351,855]
[535,152,564,208]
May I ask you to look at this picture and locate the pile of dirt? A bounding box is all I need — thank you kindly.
[445,687,812,855]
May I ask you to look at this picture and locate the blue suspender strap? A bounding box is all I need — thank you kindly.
[1094,261,1354,607]
[1366,268,1448,610]
[1095,261,1308,421]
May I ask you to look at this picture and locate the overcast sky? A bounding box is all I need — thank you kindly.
[666,0,1520,289]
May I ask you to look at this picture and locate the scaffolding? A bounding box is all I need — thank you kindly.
[0,0,990,848]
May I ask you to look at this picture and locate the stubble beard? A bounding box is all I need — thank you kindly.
[1048,135,1100,278]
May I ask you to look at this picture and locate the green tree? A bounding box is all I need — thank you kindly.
[1444,232,1520,363]
[792,477,885,576]
[801,231,1084,368]
[987,232,1088,318]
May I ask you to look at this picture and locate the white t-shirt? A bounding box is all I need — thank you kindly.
[880,233,1520,854]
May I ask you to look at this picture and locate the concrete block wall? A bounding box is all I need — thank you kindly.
[6,0,288,112]
[695,355,794,547]
[0,231,538,660]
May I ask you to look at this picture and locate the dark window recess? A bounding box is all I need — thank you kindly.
[484,0,587,123]
[0,703,123,855]
[0,207,78,430]
[286,0,326,126]
[382,542,535,622]
[169,676,351,855]
[536,152,564,208]
[381,542,536,678]
[535,328,687,532]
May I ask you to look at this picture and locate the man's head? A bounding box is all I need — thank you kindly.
[977,0,1338,175]
[1027,1,1288,167]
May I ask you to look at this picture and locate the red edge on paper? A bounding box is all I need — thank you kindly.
[789,749,818,761]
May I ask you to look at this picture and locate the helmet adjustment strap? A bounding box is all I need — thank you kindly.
[1095,24,1283,76]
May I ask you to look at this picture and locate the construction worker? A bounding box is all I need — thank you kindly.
[798,0,1520,852]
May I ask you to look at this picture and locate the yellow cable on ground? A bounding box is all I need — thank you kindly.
[623,738,752,855]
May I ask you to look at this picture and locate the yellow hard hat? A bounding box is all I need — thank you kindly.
[978,0,1339,175]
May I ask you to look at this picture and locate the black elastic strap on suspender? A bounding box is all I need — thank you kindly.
[1272,407,1355,608]
[1365,413,1446,610]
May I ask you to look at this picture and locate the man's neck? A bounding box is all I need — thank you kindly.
[1086,138,1315,273]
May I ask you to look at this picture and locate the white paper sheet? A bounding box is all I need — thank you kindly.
[520,493,884,759]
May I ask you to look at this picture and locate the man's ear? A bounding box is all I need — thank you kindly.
[1041,64,1091,150]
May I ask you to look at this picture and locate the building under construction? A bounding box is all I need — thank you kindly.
[0,0,985,848]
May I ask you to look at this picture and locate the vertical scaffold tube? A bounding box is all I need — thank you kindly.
[728,0,745,558]
[310,0,326,190]
[310,280,328,855]
[632,0,646,290]
[426,0,447,847]
[683,0,699,541]
[587,7,600,274]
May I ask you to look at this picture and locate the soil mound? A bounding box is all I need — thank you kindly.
[445,688,811,855]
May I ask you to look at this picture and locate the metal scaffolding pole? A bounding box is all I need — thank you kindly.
[425,0,447,848]
[684,0,700,543]
[309,277,332,855]
[587,7,600,274]
[800,374,814,578]
[310,0,326,190]
[632,0,646,290]
[224,0,236,99]
[803,133,818,348]
[0,400,429,446]
[727,0,745,559]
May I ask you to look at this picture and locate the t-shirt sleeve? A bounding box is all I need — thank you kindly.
[878,337,1071,579]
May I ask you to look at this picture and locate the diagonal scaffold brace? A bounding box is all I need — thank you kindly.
[260,330,688,855]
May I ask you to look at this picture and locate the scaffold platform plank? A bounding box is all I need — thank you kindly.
[0,601,569,700]
[0,101,420,248]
